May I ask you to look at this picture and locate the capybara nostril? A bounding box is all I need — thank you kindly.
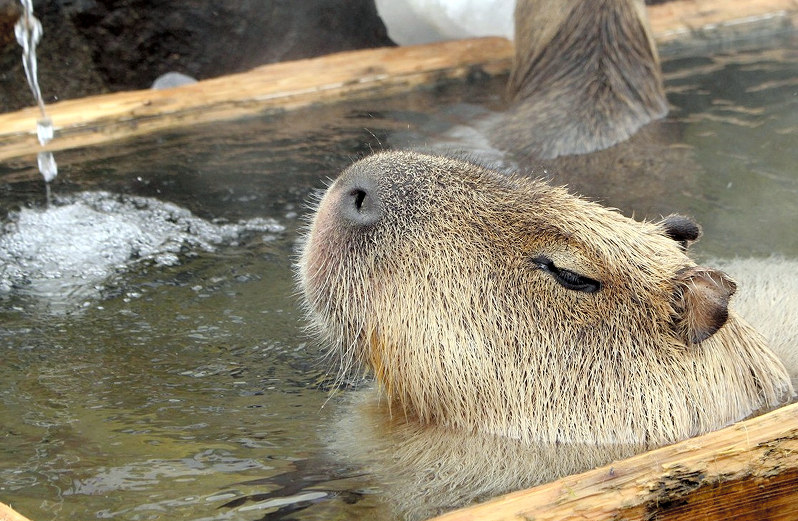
[352,189,367,211]
[338,176,382,227]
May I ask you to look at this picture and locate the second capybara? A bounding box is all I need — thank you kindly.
[297,151,795,519]
[492,0,668,160]
[412,0,688,218]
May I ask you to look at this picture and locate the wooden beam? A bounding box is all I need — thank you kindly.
[0,503,33,521]
[0,0,795,163]
[429,402,798,521]
[648,0,798,50]
[0,37,513,164]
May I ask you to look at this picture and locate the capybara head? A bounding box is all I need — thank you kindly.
[298,151,792,447]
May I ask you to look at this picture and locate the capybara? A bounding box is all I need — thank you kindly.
[297,151,795,519]
[297,1,792,518]
[422,0,686,218]
[492,0,668,160]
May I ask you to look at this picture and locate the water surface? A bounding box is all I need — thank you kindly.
[0,40,797,520]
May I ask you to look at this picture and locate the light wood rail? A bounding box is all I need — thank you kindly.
[432,402,798,521]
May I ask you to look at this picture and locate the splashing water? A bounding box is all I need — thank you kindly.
[0,191,285,310]
[15,0,58,184]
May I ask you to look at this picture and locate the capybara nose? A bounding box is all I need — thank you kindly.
[336,174,382,227]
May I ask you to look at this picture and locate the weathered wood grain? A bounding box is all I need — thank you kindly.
[0,37,513,163]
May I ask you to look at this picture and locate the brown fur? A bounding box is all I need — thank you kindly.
[492,0,668,159]
[714,257,798,390]
[298,151,794,519]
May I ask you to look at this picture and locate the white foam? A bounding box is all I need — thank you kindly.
[0,191,284,304]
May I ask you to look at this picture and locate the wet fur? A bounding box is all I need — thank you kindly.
[328,260,798,521]
[298,152,795,519]
[717,257,798,389]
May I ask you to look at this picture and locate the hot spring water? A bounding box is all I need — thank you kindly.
[0,31,796,521]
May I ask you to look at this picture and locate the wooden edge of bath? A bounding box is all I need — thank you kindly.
[429,401,798,521]
[648,0,798,48]
[0,36,513,163]
[0,0,797,164]
[0,503,33,521]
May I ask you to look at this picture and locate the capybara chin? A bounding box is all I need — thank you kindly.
[297,151,794,515]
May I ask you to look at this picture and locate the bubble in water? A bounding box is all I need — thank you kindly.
[37,151,58,183]
[0,192,285,309]
[37,118,54,145]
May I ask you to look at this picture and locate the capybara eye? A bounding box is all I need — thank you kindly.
[531,255,601,293]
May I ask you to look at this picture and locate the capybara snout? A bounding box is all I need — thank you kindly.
[332,170,384,228]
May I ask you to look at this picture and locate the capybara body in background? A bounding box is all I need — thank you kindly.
[493,0,668,160]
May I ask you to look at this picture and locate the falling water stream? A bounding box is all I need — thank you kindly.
[14,0,58,193]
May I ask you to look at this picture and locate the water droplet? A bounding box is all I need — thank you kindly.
[37,151,58,182]
[37,118,54,145]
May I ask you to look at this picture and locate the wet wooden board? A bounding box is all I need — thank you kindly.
[0,37,513,164]
[0,0,795,163]
[431,402,798,521]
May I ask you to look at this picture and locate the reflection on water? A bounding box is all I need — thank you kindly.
[0,41,797,520]
[665,47,798,258]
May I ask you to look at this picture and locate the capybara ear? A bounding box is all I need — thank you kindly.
[660,214,701,250]
[672,267,737,345]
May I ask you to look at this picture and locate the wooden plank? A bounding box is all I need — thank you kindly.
[0,0,795,164]
[649,0,798,50]
[430,402,798,521]
[0,37,513,164]
[0,503,32,521]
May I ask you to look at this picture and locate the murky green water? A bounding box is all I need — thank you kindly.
[1,38,797,521]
